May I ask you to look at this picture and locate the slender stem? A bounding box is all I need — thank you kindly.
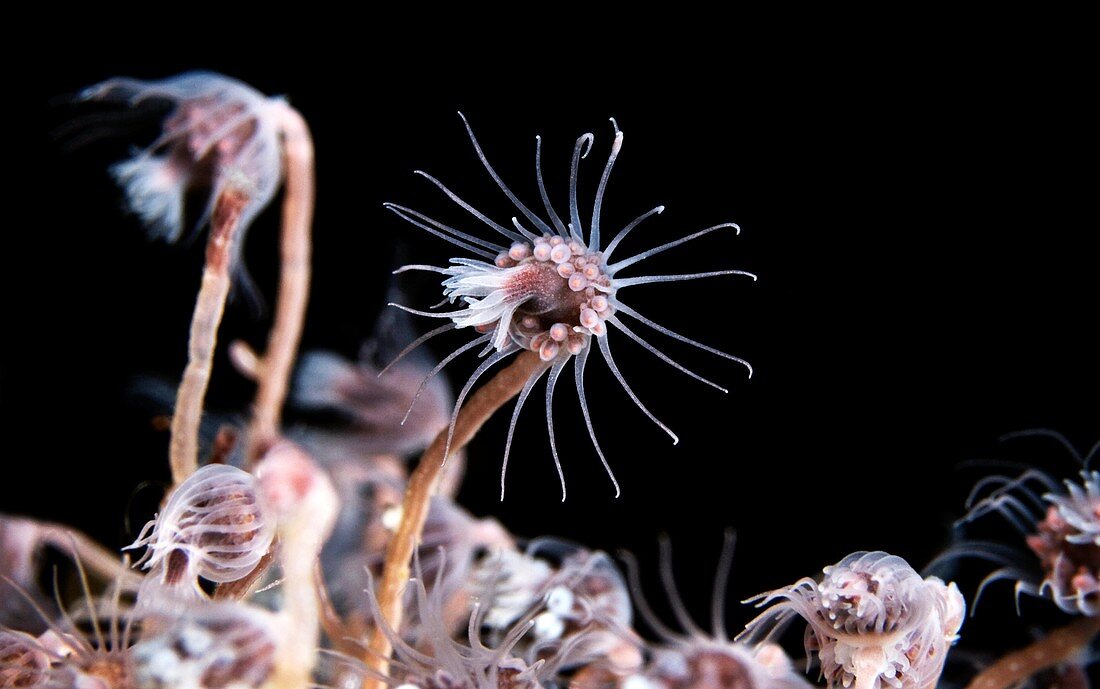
[362,350,542,688]
[247,105,315,463]
[317,561,366,659]
[964,617,1100,689]
[274,531,323,689]
[262,445,339,689]
[168,186,249,485]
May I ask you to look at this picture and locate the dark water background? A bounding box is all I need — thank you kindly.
[4,33,1096,662]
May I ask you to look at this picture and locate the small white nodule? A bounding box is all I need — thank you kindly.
[177,625,214,656]
[623,675,658,689]
[533,611,565,640]
[546,585,575,616]
[381,505,403,531]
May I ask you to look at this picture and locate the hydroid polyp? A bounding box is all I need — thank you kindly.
[82,71,316,482]
[741,552,965,689]
[386,114,756,500]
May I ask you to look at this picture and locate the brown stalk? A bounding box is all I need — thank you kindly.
[168,185,250,485]
[246,105,315,463]
[362,350,543,688]
[964,616,1100,689]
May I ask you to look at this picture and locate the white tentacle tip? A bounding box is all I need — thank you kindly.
[579,134,594,158]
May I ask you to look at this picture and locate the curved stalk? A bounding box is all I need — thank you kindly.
[247,105,315,462]
[362,350,543,688]
[965,617,1100,689]
[168,185,249,485]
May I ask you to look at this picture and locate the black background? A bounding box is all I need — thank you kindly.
[3,27,1097,659]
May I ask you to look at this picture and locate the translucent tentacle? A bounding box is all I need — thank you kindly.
[401,333,491,424]
[443,346,520,463]
[388,303,471,319]
[603,205,665,261]
[490,303,522,351]
[1000,429,1086,464]
[964,469,1060,511]
[456,112,551,240]
[545,358,571,501]
[1085,438,1100,467]
[596,335,677,444]
[500,362,553,500]
[658,536,709,639]
[536,135,568,235]
[609,223,739,273]
[384,203,496,259]
[616,269,758,288]
[393,264,452,276]
[411,170,531,244]
[512,217,536,238]
[960,493,1045,535]
[379,323,455,376]
[589,118,623,252]
[611,300,753,377]
[574,345,621,497]
[711,529,737,642]
[619,549,682,644]
[608,315,728,393]
[975,566,1038,615]
[384,202,506,253]
[568,133,595,242]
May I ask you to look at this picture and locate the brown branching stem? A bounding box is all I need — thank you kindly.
[317,561,366,658]
[168,186,249,486]
[246,105,315,463]
[964,617,1100,689]
[362,350,543,689]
